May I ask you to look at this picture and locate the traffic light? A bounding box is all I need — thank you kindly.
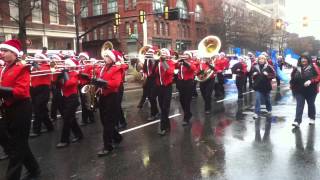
[139,10,146,24]
[163,6,180,20]
[275,19,283,30]
[302,16,309,27]
[114,13,120,26]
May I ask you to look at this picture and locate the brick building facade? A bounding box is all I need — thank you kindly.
[81,0,210,58]
[0,0,80,53]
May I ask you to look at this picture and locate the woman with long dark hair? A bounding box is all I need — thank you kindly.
[290,55,320,127]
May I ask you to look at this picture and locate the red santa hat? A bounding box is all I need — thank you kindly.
[79,52,90,60]
[0,39,22,56]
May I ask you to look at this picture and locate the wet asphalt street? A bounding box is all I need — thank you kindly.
[1,82,320,180]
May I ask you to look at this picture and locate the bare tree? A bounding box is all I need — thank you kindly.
[0,0,41,53]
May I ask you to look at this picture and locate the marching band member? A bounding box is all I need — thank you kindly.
[176,51,197,125]
[137,47,160,121]
[56,59,83,148]
[29,53,54,137]
[198,57,216,114]
[78,52,95,126]
[153,48,175,136]
[115,51,128,129]
[95,49,123,156]
[231,56,248,99]
[50,54,64,121]
[214,52,229,100]
[0,39,40,180]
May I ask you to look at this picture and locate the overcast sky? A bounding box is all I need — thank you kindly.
[285,0,320,39]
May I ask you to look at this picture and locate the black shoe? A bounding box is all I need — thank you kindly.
[182,121,190,126]
[118,122,127,129]
[21,169,41,180]
[71,137,83,143]
[97,149,112,157]
[29,132,41,138]
[0,154,8,161]
[79,122,87,126]
[56,142,69,148]
[158,129,168,136]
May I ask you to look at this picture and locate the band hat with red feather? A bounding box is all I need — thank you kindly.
[0,39,22,56]
[79,52,89,60]
[102,49,116,62]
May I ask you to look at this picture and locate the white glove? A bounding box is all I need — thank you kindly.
[253,72,258,76]
[236,69,241,72]
[304,80,311,87]
[263,71,268,76]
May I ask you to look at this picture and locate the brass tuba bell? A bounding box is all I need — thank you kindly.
[198,36,221,58]
[195,35,221,82]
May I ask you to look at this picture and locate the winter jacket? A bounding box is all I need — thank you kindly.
[251,63,275,93]
[290,63,320,95]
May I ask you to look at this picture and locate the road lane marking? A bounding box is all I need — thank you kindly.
[119,113,181,134]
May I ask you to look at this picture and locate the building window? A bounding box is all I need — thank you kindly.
[100,28,105,39]
[108,27,113,39]
[133,22,138,34]
[159,22,163,36]
[153,0,166,13]
[49,0,59,24]
[125,0,129,10]
[132,0,137,8]
[31,1,42,22]
[154,22,157,35]
[86,34,90,41]
[108,0,118,14]
[81,0,88,17]
[165,23,169,36]
[125,22,130,36]
[66,1,75,25]
[9,2,18,21]
[161,22,165,36]
[195,4,203,22]
[93,0,102,16]
[93,30,97,40]
[176,0,188,19]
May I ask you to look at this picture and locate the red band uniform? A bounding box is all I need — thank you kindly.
[78,55,95,125]
[30,58,54,136]
[231,57,248,99]
[176,55,197,124]
[214,55,229,99]
[153,49,175,135]
[95,49,123,156]
[0,39,40,180]
[115,54,128,129]
[56,59,83,148]
[198,59,216,113]
[138,49,159,120]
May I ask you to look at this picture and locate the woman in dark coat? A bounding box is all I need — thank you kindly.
[290,55,320,128]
